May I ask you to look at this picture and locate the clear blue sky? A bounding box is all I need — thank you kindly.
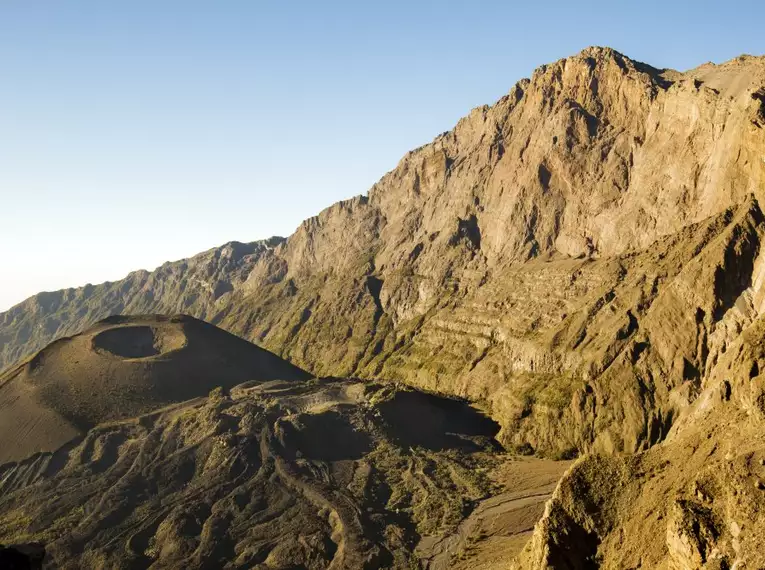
[1,0,763,311]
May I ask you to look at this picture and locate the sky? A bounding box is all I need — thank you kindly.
[1,0,763,312]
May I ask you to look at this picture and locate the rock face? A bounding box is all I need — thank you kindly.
[2,47,765,462]
[512,315,765,569]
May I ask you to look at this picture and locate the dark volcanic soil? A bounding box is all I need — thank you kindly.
[0,314,310,464]
[0,315,555,569]
[0,379,507,569]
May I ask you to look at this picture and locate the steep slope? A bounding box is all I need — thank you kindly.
[2,47,765,459]
[0,314,309,463]
[511,314,765,569]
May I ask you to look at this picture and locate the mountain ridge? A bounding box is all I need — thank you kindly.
[0,238,285,372]
[2,47,765,460]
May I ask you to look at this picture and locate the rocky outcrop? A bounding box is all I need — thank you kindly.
[512,314,765,569]
[2,47,765,459]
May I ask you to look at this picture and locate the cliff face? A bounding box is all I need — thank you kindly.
[512,314,765,569]
[2,47,765,458]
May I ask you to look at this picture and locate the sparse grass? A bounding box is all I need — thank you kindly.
[0,510,34,543]
[363,442,493,538]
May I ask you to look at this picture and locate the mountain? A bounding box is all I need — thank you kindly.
[2,47,765,565]
[0,238,284,374]
[4,48,765,460]
[513,313,765,569]
[0,316,513,569]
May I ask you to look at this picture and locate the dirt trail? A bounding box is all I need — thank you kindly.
[416,456,571,569]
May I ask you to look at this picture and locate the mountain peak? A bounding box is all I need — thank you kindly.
[3,45,765,568]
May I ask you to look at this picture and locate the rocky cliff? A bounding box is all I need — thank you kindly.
[2,47,765,461]
[512,313,765,569]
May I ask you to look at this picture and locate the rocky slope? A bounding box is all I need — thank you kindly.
[512,314,765,569]
[2,47,765,463]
